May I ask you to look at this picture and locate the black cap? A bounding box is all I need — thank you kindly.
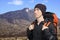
[34,4,46,14]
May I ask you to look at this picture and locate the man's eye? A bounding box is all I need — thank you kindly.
[37,9,39,11]
[34,8,39,11]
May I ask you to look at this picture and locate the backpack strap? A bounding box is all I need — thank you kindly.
[53,23,57,27]
[44,21,57,33]
[44,21,51,27]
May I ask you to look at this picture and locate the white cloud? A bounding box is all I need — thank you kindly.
[8,0,23,5]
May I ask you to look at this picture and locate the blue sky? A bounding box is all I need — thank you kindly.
[0,0,60,18]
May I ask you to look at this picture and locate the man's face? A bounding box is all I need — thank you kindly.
[34,8,42,18]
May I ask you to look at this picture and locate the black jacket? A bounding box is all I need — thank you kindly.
[27,21,58,40]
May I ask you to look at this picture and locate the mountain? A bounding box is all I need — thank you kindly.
[0,8,35,37]
[0,8,35,23]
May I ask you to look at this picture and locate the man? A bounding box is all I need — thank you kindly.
[27,4,57,40]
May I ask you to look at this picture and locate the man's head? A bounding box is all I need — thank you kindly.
[34,4,46,18]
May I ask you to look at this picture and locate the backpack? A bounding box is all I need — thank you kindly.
[43,12,58,33]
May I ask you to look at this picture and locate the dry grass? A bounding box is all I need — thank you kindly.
[0,37,28,40]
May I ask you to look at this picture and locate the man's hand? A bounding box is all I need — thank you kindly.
[42,25,48,31]
[29,24,34,30]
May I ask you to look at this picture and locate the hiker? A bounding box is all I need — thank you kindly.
[27,4,58,40]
